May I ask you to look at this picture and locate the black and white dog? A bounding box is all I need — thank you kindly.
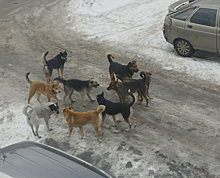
[96,91,136,132]
[41,50,67,83]
[23,102,59,138]
[54,78,99,107]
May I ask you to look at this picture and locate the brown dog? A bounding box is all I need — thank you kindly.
[119,71,153,101]
[106,52,139,82]
[25,72,60,105]
[107,71,152,106]
[63,105,106,140]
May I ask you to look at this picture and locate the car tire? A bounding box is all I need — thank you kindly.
[174,39,194,57]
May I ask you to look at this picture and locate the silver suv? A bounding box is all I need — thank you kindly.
[163,0,220,57]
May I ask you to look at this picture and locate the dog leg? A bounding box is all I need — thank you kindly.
[81,93,86,107]
[79,127,84,139]
[143,94,149,107]
[61,68,65,79]
[36,92,42,103]
[28,89,36,104]
[57,69,61,78]
[147,91,153,99]
[122,113,131,131]
[110,72,116,82]
[93,125,100,141]
[125,119,131,132]
[68,127,73,137]
[101,115,106,134]
[137,92,142,101]
[138,94,143,105]
[69,90,75,103]
[54,95,60,106]
[87,93,95,102]
[44,118,52,131]
[112,115,117,127]
[47,77,51,84]
[129,107,136,128]
[27,121,36,136]
[35,125,41,139]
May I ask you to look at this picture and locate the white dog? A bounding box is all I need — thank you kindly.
[23,102,59,138]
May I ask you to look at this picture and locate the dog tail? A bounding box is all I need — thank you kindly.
[96,105,106,115]
[106,52,114,63]
[140,71,147,82]
[128,91,135,107]
[23,104,32,118]
[25,72,32,84]
[41,51,49,66]
[53,77,66,84]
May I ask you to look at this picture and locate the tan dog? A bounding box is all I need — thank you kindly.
[25,72,60,105]
[63,105,106,140]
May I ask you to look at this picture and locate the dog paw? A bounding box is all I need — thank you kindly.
[112,124,116,127]
[83,104,86,107]
[95,138,102,143]
[126,128,130,132]
[49,129,53,131]
[38,136,42,139]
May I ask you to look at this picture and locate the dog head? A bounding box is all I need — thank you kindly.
[127,61,139,73]
[60,50,67,62]
[89,78,99,88]
[51,81,60,93]
[48,103,59,114]
[107,81,118,91]
[63,107,73,118]
[96,92,105,104]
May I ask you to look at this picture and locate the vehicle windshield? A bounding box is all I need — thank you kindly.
[171,7,197,21]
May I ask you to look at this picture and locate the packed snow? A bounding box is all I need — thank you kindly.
[1,0,220,157]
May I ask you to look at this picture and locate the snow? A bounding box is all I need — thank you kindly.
[66,0,220,85]
[1,0,220,175]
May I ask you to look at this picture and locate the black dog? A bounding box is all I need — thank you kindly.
[96,91,136,133]
[106,52,139,82]
[41,50,67,83]
[54,77,99,107]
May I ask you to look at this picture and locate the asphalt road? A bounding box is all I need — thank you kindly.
[0,0,220,177]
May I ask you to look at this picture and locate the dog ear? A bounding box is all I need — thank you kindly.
[101,92,104,96]
[127,62,132,66]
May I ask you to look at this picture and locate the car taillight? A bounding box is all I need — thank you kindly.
[163,24,167,30]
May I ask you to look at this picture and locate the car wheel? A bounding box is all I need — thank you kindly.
[175,39,194,57]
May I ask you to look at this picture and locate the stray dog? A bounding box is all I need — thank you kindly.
[23,102,59,138]
[96,91,136,132]
[25,72,60,106]
[63,105,105,140]
[106,52,139,82]
[41,50,67,83]
[112,71,153,106]
[120,71,153,101]
[54,77,99,107]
